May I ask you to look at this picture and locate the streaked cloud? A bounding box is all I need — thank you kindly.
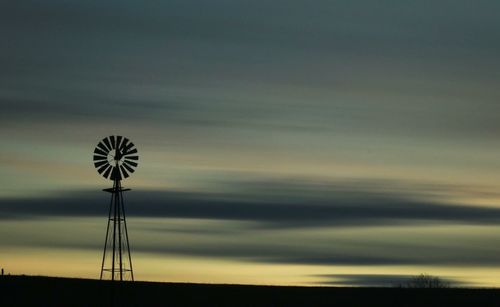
[3,179,500,228]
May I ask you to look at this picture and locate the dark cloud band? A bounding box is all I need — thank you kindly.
[2,188,500,228]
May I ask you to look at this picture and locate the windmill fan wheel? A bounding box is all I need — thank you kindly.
[93,135,139,180]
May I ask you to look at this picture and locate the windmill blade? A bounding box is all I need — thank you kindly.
[125,155,139,161]
[103,165,113,179]
[120,165,130,178]
[122,162,135,173]
[97,142,108,153]
[94,160,108,168]
[98,163,111,175]
[124,142,134,152]
[94,148,108,157]
[93,154,107,161]
[115,166,122,180]
[110,168,116,180]
[123,148,137,155]
[116,136,123,151]
[110,136,116,149]
[120,137,130,150]
[103,137,112,151]
[110,166,121,180]
[123,160,138,168]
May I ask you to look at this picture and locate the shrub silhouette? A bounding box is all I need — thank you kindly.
[397,274,450,288]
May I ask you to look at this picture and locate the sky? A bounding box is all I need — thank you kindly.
[1,0,500,287]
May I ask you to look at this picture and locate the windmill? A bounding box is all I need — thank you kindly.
[93,135,139,281]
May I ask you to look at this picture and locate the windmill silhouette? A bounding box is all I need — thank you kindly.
[93,135,139,281]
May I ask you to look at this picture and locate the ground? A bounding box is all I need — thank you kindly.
[2,275,500,306]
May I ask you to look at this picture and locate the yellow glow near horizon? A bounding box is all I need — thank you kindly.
[4,248,500,287]
[2,217,500,287]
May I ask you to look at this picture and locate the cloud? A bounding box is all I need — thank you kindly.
[2,181,500,228]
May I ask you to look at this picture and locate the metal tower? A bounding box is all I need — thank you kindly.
[93,135,139,281]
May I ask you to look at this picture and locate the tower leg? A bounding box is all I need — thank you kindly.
[121,193,134,281]
[100,190,114,280]
[112,180,117,280]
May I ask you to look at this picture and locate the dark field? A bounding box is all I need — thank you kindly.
[2,275,500,307]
